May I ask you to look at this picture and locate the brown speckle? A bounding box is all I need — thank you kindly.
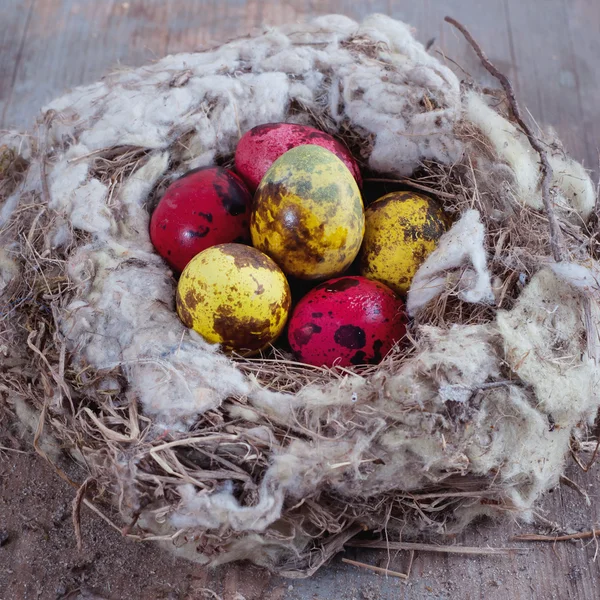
[212,305,273,354]
[219,243,278,272]
[176,288,194,328]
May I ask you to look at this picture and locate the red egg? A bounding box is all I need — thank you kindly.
[288,276,407,368]
[150,167,252,272]
[234,122,362,192]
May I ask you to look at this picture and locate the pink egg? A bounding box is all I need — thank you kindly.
[288,276,407,368]
[234,122,362,192]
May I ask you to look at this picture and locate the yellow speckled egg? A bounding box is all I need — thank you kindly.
[176,243,291,356]
[250,145,364,280]
[358,192,448,295]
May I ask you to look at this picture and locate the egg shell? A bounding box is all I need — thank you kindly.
[288,275,407,368]
[358,191,448,295]
[150,167,252,273]
[235,122,362,192]
[176,243,291,356]
[251,145,365,281]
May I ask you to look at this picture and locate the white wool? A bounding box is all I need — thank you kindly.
[497,268,599,417]
[0,190,23,229]
[119,151,170,239]
[465,92,596,221]
[550,261,600,294]
[70,179,113,234]
[0,131,30,161]
[407,210,494,315]
[548,153,596,221]
[465,92,540,207]
[170,482,285,532]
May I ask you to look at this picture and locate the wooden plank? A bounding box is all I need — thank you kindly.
[504,0,589,166]
[565,0,600,171]
[2,0,173,130]
[0,0,35,127]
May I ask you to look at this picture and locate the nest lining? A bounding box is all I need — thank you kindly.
[1,13,600,577]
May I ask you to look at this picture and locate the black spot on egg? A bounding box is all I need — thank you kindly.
[371,340,384,364]
[184,226,210,239]
[350,351,367,365]
[334,325,366,349]
[213,171,249,216]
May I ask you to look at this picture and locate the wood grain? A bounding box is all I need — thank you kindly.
[0,0,35,125]
[3,0,596,172]
[1,1,599,599]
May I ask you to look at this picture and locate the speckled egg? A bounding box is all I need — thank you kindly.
[234,122,362,192]
[358,191,448,295]
[176,243,291,356]
[251,145,364,280]
[288,276,407,367]
[150,167,252,273]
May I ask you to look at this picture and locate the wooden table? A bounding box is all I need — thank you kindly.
[1,1,600,599]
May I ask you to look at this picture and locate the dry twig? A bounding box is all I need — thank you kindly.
[571,437,600,473]
[363,177,457,199]
[445,16,567,262]
[513,530,600,543]
[560,474,592,506]
[347,540,527,556]
[341,558,409,580]
[73,477,94,551]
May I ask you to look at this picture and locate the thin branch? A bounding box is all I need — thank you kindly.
[406,550,415,579]
[0,445,28,454]
[346,540,528,555]
[73,477,94,551]
[513,529,600,542]
[341,558,409,580]
[363,177,457,199]
[195,590,223,600]
[571,437,600,473]
[444,16,567,262]
[40,110,56,207]
[560,474,592,506]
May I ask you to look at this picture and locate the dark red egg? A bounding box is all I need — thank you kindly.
[234,122,362,192]
[150,166,252,272]
[288,276,407,368]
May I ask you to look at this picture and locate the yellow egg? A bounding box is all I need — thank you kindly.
[176,243,291,356]
[358,192,448,295]
[250,145,364,280]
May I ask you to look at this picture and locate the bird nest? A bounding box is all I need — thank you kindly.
[1,14,600,578]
